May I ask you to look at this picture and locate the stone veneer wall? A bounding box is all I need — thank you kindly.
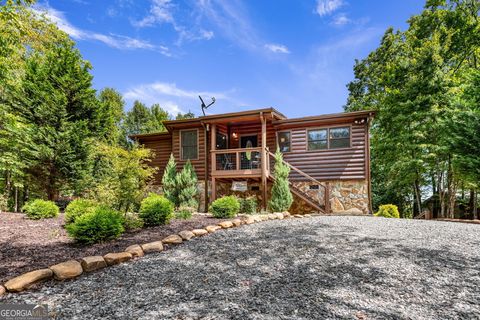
[289,180,369,214]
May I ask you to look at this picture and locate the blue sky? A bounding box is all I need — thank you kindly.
[36,0,425,118]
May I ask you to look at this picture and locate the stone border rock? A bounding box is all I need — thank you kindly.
[0,212,296,296]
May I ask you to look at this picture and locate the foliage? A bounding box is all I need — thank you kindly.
[239,196,257,214]
[209,196,240,218]
[162,154,178,205]
[345,0,480,218]
[123,212,144,231]
[139,194,174,226]
[268,149,293,212]
[22,199,59,219]
[175,111,195,120]
[175,206,194,220]
[375,204,400,219]
[66,206,125,244]
[64,198,97,225]
[176,160,198,208]
[97,88,124,144]
[86,143,156,212]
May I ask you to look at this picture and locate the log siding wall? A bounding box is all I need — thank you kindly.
[281,123,367,181]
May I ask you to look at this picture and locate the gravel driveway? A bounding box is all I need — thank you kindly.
[3,216,480,319]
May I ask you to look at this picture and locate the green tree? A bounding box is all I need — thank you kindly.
[86,143,156,212]
[176,160,198,209]
[268,149,293,212]
[97,88,124,143]
[176,111,195,120]
[161,154,178,206]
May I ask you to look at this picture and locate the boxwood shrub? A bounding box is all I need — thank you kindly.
[239,197,257,214]
[375,204,400,218]
[66,206,125,243]
[139,194,174,226]
[64,199,97,225]
[209,196,240,218]
[22,199,59,220]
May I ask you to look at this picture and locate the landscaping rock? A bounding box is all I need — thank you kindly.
[244,217,255,224]
[205,225,221,233]
[268,213,278,220]
[103,252,132,266]
[253,216,262,223]
[260,215,270,221]
[178,230,195,241]
[218,221,233,229]
[50,260,83,280]
[125,244,144,258]
[191,229,208,236]
[4,269,53,292]
[274,212,285,219]
[141,241,164,254]
[232,219,242,227]
[80,256,107,272]
[293,214,304,218]
[0,285,5,296]
[162,234,183,245]
[283,212,291,218]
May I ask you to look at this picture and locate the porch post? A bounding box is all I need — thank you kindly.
[261,113,268,211]
[210,124,217,202]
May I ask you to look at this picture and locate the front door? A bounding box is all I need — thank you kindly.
[240,135,259,169]
[240,135,258,148]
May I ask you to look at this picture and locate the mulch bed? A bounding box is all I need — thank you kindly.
[434,218,480,224]
[0,211,227,284]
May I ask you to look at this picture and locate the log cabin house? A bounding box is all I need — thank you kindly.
[131,108,375,214]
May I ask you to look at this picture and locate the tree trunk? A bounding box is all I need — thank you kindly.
[446,156,456,219]
[473,190,478,220]
[413,181,422,217]
[14,187,18,213]
[468,189,475,218]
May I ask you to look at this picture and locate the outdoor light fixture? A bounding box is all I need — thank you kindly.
[232,132,238,138]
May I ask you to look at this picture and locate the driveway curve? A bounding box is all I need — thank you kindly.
[4,216,480,319]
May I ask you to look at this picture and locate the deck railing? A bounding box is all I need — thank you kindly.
[211,147,263,177]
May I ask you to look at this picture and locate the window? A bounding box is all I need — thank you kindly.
[216,133,227,150]
[329,127,350,149]
[181,130,198,160]
[307,129,327,150]
[309,185,319,190]
[277,131,291,152]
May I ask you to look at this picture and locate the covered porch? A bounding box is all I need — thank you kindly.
[205,110,279,210]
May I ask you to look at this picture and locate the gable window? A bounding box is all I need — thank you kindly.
[307,129,328,150]
[181,130,198,160]
[329,127,350,149]
[277,131,291,153]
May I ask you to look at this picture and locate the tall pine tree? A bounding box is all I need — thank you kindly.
[268,149,293,212]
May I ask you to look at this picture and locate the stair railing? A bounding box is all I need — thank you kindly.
[266,148,329,213]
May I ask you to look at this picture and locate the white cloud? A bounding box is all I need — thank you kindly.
[123,82,246,115]
[132,0,174,28]
[331,13,351,26]
[33,5,171,56]
[315,0,344,16]
[264,43,290,54]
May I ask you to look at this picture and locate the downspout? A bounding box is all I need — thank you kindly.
[366,114,374,214]
[202,122,209,212]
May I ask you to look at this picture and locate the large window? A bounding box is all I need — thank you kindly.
[181,130,198,160]
[307,127,350,150]
[307,129,328,150]
[329,127,350,149]
[277,131,291,152]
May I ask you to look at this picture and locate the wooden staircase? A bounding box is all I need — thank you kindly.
[267,150,328,214]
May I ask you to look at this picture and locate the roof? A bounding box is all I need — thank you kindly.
[129,108,375,140]
[273,110,376,128]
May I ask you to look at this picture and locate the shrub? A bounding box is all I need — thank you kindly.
[139,194,174,226]
[375,204,400,218]
[123,212,144,231]
[64,199,97,224]
[162,154,178,206]
[209,196,240,218]
[268,149,293,212]
[66,206,125,244]
[22,199,59,219]
[239,197,257,214]
[175,206,194,220]
[176,160,199,209]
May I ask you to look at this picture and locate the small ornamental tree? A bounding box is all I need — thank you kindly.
[268,149,293,212]
[176,160,198,209]
[162,154,178,206]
